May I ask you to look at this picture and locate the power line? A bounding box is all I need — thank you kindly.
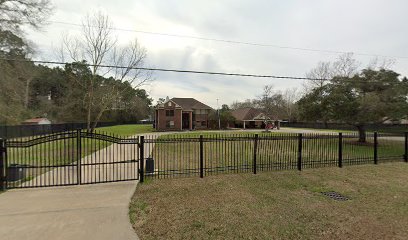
[2,57,404,84]
[0,57,329,81]
[48,20,408,60]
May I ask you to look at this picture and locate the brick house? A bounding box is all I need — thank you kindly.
[230,107,279,129]
[155,98,213,131]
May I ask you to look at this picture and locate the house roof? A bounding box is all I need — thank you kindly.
[22,118,50,123]
[157,98,212,111]
[231,108,274,121]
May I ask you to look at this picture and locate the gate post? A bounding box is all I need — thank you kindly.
[404,132,408,163]
[76,129,82,185]
[140,136,144,183]
[0,138,5,191]
[199,135,204,178]
[297,133,303,171]
[253,134,258,174]
[338,133,343,168]
[374,132,378,165]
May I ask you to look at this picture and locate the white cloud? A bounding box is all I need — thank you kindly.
[24,0,408,107]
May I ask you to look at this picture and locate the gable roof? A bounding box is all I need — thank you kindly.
[231,108,274,121]
[157,99,182,109]
[170,98,213,111]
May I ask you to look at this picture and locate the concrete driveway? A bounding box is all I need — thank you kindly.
[0,181,139,240]
[0,132,175,240]
[0,133,155,240]
[2,132,161,240]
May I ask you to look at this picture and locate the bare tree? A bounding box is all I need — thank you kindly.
[0,0,53,32]
[367,57,396,70]
[282,87,300,121]
[332,52,360,77]
[255,85,287,119]
[305,53,360,92]
[305,61,333,89]
[62,11,152,131]
[230,99,256,110]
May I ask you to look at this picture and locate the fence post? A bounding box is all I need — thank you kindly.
[374,132,378,165]
[297,133,302,171]
[76,129,82,185]
[404,132,408,163]
[253,134,258,174]
[200,135,204,178]
[338,133,343,168]
[140,136,144,183]
[0,138,5,191]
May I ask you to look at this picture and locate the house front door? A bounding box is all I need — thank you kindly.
[182,113,190,129]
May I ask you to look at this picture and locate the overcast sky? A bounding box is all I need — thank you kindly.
[26,0,408,108]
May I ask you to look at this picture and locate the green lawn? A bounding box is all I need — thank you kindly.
[282,127,355,133]
[282,126,408,135]
[130,163,408,240]
[97,124,154,136]
[149,132,405,177]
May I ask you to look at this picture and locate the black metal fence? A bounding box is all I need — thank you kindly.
[142,132,408,179]
[0,121,154,139]
[1,131,407,189]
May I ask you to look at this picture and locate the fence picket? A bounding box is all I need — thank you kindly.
[140,136,144,183]
[297,134,302,171]
[0,139,5,190]
[338,133,343,168]
[405,132,408,163]
[374,132,378,165]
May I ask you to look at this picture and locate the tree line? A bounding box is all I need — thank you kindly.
[298,54,408,142]
[0,1,153,131]
[230,54,408,142]
[0,59,153,127]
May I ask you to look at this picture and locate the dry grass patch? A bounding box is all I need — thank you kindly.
[130,163,408,240]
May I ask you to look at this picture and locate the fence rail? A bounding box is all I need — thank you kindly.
[280,122,408,135]
[143,132,408,179]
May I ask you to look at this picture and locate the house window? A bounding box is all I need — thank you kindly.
[166,120,174,128]
[202,121,206,127]
[166,110,174,116]
[195,109,208,114]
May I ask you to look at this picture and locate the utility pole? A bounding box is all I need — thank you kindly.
[217,99,221,130]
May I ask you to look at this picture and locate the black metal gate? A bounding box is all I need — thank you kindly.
[0,130,140,189]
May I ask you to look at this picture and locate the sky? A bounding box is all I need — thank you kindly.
[25,0,408,108]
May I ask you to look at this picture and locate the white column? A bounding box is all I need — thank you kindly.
[189,112,193,130]
[243,121,246,129]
